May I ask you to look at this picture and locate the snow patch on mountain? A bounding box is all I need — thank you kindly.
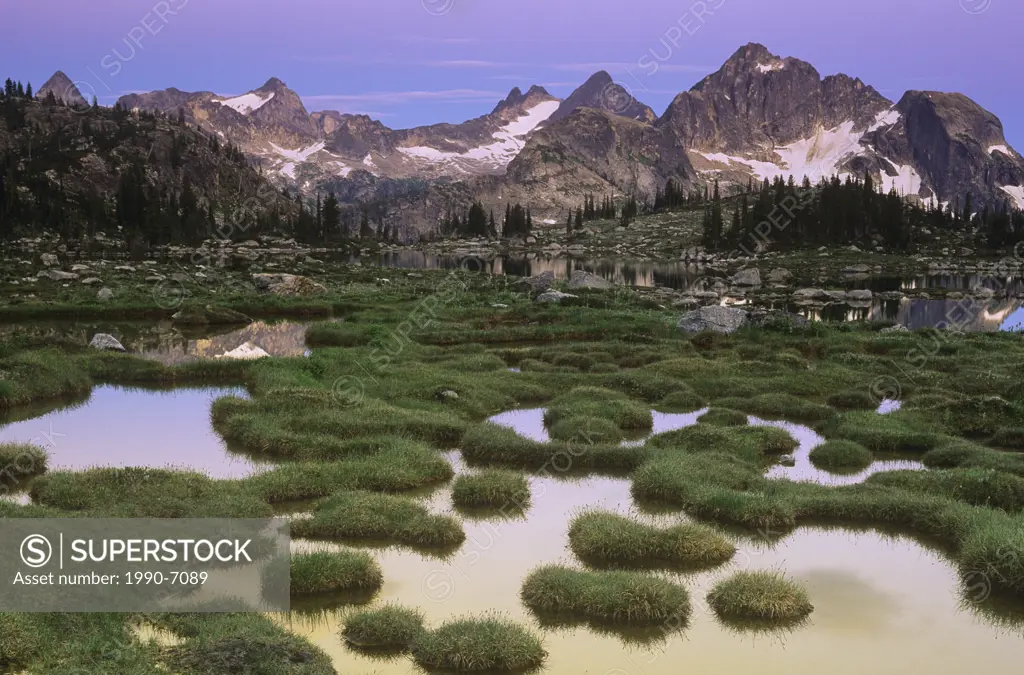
[279,162,296,179]
[214,92,275,115]
[989,145,1013,157]
[879,158,923,196]
[867,108,900,132]
[398,100,560,170]
[270,141,325,162]
[1000,185,1024,210]
[756,62,784,73]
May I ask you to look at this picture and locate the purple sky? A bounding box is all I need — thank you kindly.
[5,0,1021,148]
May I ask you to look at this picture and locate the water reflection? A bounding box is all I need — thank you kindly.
[0,320,317,365]
[277,468,1024,675]
[0,385,267,478]
[487,408,924,486]
[356,252,1024,331]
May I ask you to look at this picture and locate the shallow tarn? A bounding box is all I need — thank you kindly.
[274,451,1024,675]
[0,385,266,479]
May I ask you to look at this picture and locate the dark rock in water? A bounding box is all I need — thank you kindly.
[746,309,812,329]
[567,270,613,290]
[89,333,125,352]
[172,305,252,326]
[677,306,749,334]
[515,270,555,293]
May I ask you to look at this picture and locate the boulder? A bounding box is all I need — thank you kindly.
[251,273,327,297]
[89,333,125,352]
[97,287,114,302]
[567,270,613,290]
[37,269,79,281]
[731,268,762,287]
[40,253,59,267]
[535,290,578,304]
[80,277,102,285]
[765,268,792,285]
[676,306,748,334]
[847,289,873,301]
[514,271,555,294]
[792,288,828,302]
[823,290,848,301]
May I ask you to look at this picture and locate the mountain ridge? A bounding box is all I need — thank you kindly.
[86,41,1024,233]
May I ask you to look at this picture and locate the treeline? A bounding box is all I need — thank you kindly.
[438,201,534,239]
[700,173,1024,253]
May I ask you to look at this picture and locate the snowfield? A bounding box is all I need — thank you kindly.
[214,92,274,115]
[270,141,326,162]
[999,185,1024,210]
[397,100,560,170]
[694,118,925,197]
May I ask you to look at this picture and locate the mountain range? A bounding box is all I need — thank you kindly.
[56,43,1024,236]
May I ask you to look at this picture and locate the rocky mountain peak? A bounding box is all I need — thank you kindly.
[547,70,655,125]
[493,85,558,114]
[37,70,88,107]
[258,77,289,93]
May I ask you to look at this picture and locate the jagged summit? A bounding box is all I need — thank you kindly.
[37,70,88,107]
[547,70,655,125]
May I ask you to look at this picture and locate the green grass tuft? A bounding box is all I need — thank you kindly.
[543,387,653,431]
[567,511,734,570]
[410,614,546,672]
[699,407,749,427]
[292,491,465,551]
[520,565,691,626]
[809,440,874,473]
[451,470,531,511]
[289,550,383,596]
[548,415,623,443]
[706,570,813,623]
[341,604,425,651]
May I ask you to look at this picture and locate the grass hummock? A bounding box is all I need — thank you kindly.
[292,490,466,551]
[808,440,874,473]
[543,387,653,431]
[568,511,735,571]
[548,415,623,444]
[706,570,813,624]
[0,442,48,480]
[699,407,749,427]
[289,550,383,596]
[342,604,425,652]
[409,614,546,673]
[451,470,531,512]
[520,565,691,626]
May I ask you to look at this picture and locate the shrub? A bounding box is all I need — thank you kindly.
[0,442,48,479]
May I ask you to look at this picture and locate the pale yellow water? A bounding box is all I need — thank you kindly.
[276,451,1024,674]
